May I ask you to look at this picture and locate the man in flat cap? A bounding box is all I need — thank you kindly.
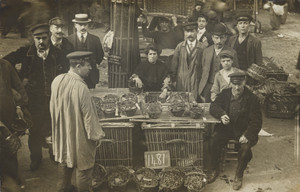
[50,51,105,192]
[198,23,239,102]
[3,23,68,171]
[49,17,74,57]
[171,22,206,101]
[208,71,262,190]
[227,13,263,70]
[67,13,104,89]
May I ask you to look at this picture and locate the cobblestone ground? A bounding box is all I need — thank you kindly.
[1,9,300,192]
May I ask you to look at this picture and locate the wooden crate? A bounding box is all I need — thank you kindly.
[142,122,205,167]
[96,122,134,167]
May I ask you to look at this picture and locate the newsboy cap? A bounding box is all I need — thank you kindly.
[49,17,65,26]
[228,71,247,84]
[195,1,204,6]
[211,23,227,36]
[67,51,93,61]
[219,50,234,59]
[183,22,198,30]
[72,13,91,23]
[236,12,253,22]
[30,23,49,35]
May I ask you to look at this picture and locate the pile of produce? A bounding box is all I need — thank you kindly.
[119,100,137,116]
[134,168,159,192]
[101,94,119,118]
[168,95,186,117]
[189,103,205,119]
[183,169,207,192]
[159,168,184,192]
[146,102,162,119]
[91,164,107,189]
[107,166,131,192]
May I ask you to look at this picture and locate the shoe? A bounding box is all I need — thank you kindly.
[30,159,41,171]
[207,169,219,184]
[233,176,243,190]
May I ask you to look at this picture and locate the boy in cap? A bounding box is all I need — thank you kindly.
[227,12,263,70]
[171,22,206,101]
[50,51,105,192]
[3,23,68,171]
[49,17,74,56]
[198,23,238,102]
[67,13,104,89]
[210,49,242,101]
[208,71,262,190]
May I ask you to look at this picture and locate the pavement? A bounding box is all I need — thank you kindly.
[1,8,300,192]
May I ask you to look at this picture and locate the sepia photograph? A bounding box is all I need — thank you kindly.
[0,0,300,191]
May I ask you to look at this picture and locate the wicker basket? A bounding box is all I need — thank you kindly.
[134,167,159,192]
[92,164,107,189]
[170,108,185,117]
[158,167,185,192]
[184,170,207,192]
[107,166,131,192]
[96,123,134,167]
[142,123,204,167]
[266,72,289,81]
[265,94,299,119]
[189,105,204,119]
[146,102,162,119]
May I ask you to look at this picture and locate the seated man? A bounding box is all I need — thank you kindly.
[208,71,262,190]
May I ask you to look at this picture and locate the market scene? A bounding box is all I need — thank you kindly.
[0,0,300,192]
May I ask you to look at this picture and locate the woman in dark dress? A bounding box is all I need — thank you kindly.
[130,44,171,92]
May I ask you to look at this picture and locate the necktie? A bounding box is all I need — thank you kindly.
[81,34,84,43]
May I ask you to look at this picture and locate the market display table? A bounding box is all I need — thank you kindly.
[90,88,220,168]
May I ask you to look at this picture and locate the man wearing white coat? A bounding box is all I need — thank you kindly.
[50,51,105,192]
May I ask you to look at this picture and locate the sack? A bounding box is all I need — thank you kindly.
[273,4,284,16]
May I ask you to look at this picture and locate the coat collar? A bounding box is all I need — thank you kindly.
[26,44,58,57]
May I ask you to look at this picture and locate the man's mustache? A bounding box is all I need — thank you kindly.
[56,32,64,35]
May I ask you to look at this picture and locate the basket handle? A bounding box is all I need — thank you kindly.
[101,139,116,144]
[165,139,187,145]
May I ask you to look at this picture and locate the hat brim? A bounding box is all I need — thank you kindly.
[72,19,92,23]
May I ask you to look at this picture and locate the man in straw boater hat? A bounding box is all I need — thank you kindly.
[170,21,206,101]
[50,51,105,192]
[198,23,239,103]
[3,23,68,171]
[227,12,263,70]
[208,71,262,190]
[67,13,104,89]
[49,17,74,57]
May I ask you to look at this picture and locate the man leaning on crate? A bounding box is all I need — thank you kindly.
[207,71,262,190]
[50,51,105,192]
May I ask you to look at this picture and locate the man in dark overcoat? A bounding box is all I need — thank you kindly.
[67,13,104,88]
[198,23,239,103]
[49,17,74,57]
[227,13,263,70]
[3,24,68,171]
[208,71,262,190]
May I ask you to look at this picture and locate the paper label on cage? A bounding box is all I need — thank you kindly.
[144,151,171,169]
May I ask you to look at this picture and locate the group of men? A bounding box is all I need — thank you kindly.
[142,10,263,190]
[1,13,105,192]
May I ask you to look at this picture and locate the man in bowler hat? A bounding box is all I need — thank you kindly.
[67,13,104,89]
[208,71,262,190]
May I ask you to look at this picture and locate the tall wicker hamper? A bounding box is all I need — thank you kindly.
[141,122,205,167]
[96,122,134,167]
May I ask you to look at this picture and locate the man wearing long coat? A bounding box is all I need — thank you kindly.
[50,51,105,192]
[171,22,205,100]
[3,24,68,171]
